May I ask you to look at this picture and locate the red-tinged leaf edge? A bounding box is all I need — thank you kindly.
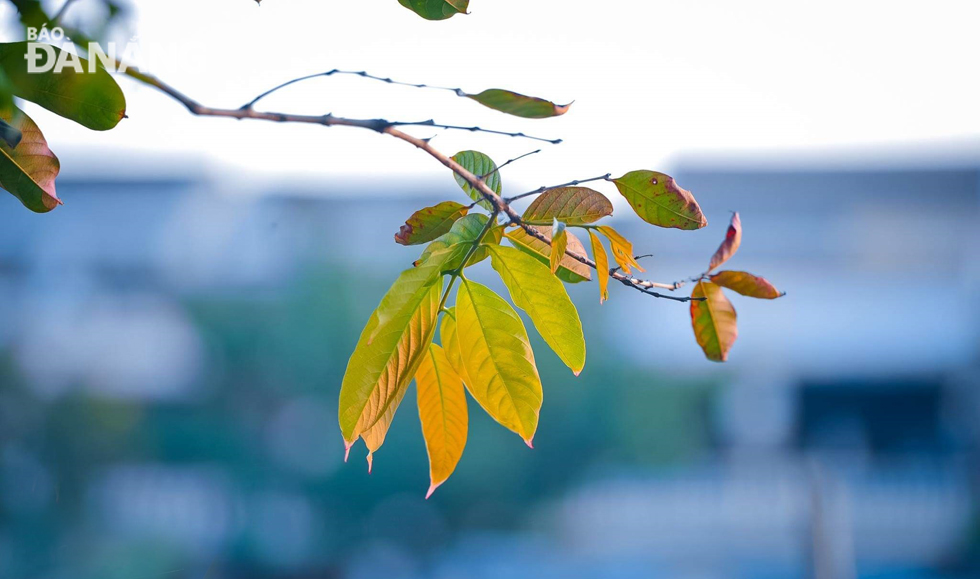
[710,271,784,299]
[709,212,742,271]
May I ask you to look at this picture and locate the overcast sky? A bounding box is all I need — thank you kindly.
[4,0,980,188]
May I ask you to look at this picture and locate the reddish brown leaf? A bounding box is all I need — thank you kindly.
[395,201,468,246]
[690,280,737,362]
[708,212,741,271]
[710,271,783,299]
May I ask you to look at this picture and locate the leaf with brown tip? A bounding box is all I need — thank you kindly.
[597,225,644,274]
[708,213,742,271]
[395,201,468,245]
[0,106,60,212]
[612,170,707,230]
[466,89,571,119]
[690,281,738,362]
[522,187,612,225]
[710,271,783,299]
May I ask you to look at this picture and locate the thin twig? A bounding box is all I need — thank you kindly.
[242,69,468,110]
[381,127,703,302]
[55,24,701,303]
[390,120,560,144]
[505,174,612,203]
[480,149,541,179]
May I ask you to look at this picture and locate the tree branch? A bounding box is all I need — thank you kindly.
[55,28,703,303]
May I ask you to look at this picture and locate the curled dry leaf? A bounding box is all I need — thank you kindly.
[708,212,742,271]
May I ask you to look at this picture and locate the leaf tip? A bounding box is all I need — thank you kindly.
[366,452,373,474]
[425,483,441,499]
[525,438,534,449]
[343,440,353,463]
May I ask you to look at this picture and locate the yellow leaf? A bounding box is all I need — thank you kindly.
[549,224,567,274]
[690,280,738,362]
[588,230,610,303]
[505,226,591,283]
[360,379,408,473]
[487,245,585,375]
[456,279,542,444]
[416,344,468,497]
[439,307,472,387]
[338,250,455,446]
[597,225,645,274]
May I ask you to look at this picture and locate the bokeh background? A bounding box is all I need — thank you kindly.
[2,1,980,578]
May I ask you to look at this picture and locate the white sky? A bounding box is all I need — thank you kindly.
[5,0,980,187]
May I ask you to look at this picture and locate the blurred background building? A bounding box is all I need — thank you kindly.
[1,150,978,579]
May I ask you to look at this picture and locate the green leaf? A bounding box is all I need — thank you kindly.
[414,214,502,269]
[416,343,468,497]
[522,186,612,225]
[596,225,644,275]
[612,170,707,230]
[708,212,742,271]
[710,271,783,299]
[465,89,571,119]
[456,279,543,444]
[338,247,463,444]
[0,106,60,212]
[588,230,610,303]
[395,201,468,245]
[505,226,591,283]
[451,150,499,210]
[398,0,468,20]
[549,220,567,274]
[487,245,586,375]
[690,280,738,362]
[0,42,126,131]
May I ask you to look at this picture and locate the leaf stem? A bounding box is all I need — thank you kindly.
[437,209,499,314]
